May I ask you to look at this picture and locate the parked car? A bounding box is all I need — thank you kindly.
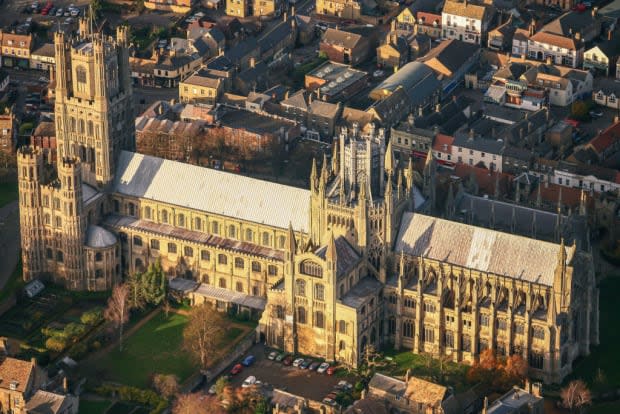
[268,351,278,360]
[326,366,336,375]
[337,380,353,391]
[242,375,257,388]
[230,363,243,375]
[55,8,63,16]
[292,358,304,367]
[589,109,603,118]
[373,69,384,78]
[70,8,79,16]
[309,361,320,371]
[300,359,312,369]
[322,393,338,406]
[208,384,217,394]
[317,362,330,373]
[242,355,256,366]
[283,355,293,366]
[275,352,287,362]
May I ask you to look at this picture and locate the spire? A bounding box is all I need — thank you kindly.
[322,152,329,179]
[298,229,305,253]
[424,147,434,167]
[287,222,297,257]
[385,139,395,176]
[359,175,367,202]
[397,170,403,200]
[399,250,405,277]
[331,139,339,174]
[310,158,318,192]
[536,183,542,208]
[558,237,567,266]
[406,156,414,191]
[326,231,338,267]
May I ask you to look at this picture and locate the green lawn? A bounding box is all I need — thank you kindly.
[0,181,17,208]
[569,276,620,389]
[93,311,194,388]
[78,399,112,414]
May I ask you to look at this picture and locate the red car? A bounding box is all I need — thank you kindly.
[326,366,336,375]
[230,363,243,375]
[283,355,293,366]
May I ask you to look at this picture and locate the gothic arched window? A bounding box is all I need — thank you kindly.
[296,280,306,297]
[297,307,306,324]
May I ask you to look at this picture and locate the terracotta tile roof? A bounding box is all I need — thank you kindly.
[416,11,441,26]
[433,133,453,153]
[530,31,577,50]
[453,163,511,196]
[1,33,32,50]
[442,0,489,20]
[587,121,620,153]
[0,357,34,393]
[527,182,591,209]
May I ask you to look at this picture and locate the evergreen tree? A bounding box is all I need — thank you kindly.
[127,271,145,310]
[142,258,167,306]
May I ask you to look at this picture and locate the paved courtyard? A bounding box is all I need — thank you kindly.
[223,344,355,402]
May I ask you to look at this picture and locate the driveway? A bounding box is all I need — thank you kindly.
[221,344,356,402]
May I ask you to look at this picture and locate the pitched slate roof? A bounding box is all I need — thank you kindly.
[530,31,578,50]
[315,236,362,278]
[26,390,74,414]
[419,39,479,76]
[113,151,310,232]
[322,28,363,49]
[395,213,572,286]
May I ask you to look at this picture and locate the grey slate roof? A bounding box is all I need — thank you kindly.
[371,61,440,103]
[341,276,382,308]
[86,225,117,248]
[395,213,572,286]
[113,151,310,232]
[315,236,362,278]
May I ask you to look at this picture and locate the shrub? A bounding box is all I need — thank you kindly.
[68,342,88,360]
[90,340,102,351]
[45,336,67,353]
[81,308,104,326]
[63,322,87,343]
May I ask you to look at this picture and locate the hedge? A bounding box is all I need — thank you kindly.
[95,384,168,414]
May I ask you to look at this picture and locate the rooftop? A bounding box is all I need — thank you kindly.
[307,61,367,97]
[395,212,573,286]
[0,357,34,393]
[113,151,310,232]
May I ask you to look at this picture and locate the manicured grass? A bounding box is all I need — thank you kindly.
[106,401,135,414]
[382,348,469,391]
[569,275,620,389]
[0,181,17,209]
[78,399,112,414]
[93,311,194,388]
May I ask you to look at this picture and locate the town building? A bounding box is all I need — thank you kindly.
[0,357,47,414]
[320,27,374,66]
[0,109,16,156]
[144,0,194,13]
[583,30,620,76]
[315,0,362,20]
[30,43,55,72]
[18,16,599,385]
[418,38,480,94]
[305,61,368,103]
[1,32,33,69]
[441,0,493,45]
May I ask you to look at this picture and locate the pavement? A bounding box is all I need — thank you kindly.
[216,343,355,402]
[0,201,20,291]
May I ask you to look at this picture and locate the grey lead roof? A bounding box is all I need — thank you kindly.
[395,213,572,286]
[113,151,310,232]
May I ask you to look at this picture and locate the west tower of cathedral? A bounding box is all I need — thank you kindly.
[17,22,597,384]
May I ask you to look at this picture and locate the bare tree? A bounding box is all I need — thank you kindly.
[182,303,226,369]
[173,392,223,414]
[152,373,179,399]
[104,283,131,351]
[561,380,592,413]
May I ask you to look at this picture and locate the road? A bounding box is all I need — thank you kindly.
[0,201,20,291]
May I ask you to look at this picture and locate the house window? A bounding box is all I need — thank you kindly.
[479,314,489,327]
[339,320,347,334]
[314,311,325,328]
[167,243,177,254]
[296,280,306,296]
[161,210,168,224]
[262,232,270,246]
[514,322,525,334]
[314,283,325,301]
[444,330,454,348]
[218,254,228,265]
[211,221,219,234]
[228,225,236,238]
[529,352,544,369]
[423,326,434,343]
[403,320,414,338]
[133,236,142,246]
[497,318,507,330]
[251,261,261,272]
[177,214,185,227]
[144,206,152,219]
[57,250,64,262]
[297,307,307,324]
[184,246,193,257]
[532,326,545,340]
[236,281,243,292]
[219,278,226,288]
[404,297,415,308]
[268,265,277,276]
[461,334,471,352]
[150,239,159,250]
[201,250,210,261]
[235,257,244,269]
[245,228,253,241]
[424,302,436,313]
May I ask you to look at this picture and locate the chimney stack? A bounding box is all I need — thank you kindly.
[250,57,256,68]
[63,377,69,394]
[608,28,613,41]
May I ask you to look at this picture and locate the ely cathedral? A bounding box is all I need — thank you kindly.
[17,22,597,383]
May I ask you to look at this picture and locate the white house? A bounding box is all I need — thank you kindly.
[527,31,583,68]
[441,0,492,45]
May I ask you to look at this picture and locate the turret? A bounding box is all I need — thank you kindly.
[310,158,318,193]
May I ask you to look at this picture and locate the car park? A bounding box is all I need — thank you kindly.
[300,359,312,369]
[268,351,278,360]
[275,352,287,362]
[242,375,257,388]
[317,362,330,373]
[292,358,304,367]
[230,363,243,375]
[309,361,320,371]
[242,355,256,366]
